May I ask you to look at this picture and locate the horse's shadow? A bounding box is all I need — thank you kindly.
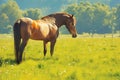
[28,56,59,62]
[0,56,59,66]
[28,57,51,61]
[27,57,41,61]
[0,57,16,67]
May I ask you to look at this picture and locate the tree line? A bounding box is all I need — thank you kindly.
[0,1,42,33]
[64,2,120,35]
[0,1,120,35]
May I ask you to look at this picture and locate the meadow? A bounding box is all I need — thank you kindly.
[0,34,120,80]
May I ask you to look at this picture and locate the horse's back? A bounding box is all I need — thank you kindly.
[30,20,51,40]
[30,20,58,41]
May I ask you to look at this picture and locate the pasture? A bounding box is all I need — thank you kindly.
[0,34,120,80]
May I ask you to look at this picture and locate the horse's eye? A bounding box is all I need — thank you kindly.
[72,23,74,26]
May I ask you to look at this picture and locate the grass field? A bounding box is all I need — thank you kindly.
[0,34,120,80]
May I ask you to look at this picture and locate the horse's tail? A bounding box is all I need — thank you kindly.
[13,19,21,64]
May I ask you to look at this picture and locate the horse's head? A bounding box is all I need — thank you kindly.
[65,14,77,38]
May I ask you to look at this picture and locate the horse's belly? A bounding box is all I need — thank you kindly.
[30,28,49,40]
[30,34,44,40]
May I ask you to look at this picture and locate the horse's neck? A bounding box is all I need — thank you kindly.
[55,17,66,28]
[42,15,66,28]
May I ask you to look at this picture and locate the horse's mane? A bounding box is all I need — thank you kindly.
[41,12,74,26]
[41,12,72,20]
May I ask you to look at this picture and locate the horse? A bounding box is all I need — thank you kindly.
[13,12,77,64]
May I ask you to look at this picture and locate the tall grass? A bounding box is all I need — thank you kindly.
[0,34,120,80]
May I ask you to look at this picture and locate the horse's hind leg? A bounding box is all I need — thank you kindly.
[43,41,48,56]
[50,40,56,56]
[18,39,28,63]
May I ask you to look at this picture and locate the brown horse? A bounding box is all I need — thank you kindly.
[13,12,77,64]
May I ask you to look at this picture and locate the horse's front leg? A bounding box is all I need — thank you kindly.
[43,41,48,56]
[50,40,56,56]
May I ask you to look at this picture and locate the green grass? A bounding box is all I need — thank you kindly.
[0,34,120,80]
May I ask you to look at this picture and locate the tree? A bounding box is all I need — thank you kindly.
[115,5,120,36]
[0,13,9,33]
[64,2,112,35]
[23,8,42,19]
[92,3,111,34]
[0,0,23,33]
[1,1,23,25]
[0,1,43,33]
[64,2,93,34]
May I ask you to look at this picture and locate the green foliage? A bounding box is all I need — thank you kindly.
[0,1,23,33]
[1,1,23,24]
[23,8,42,19]
[115,5,120,30]
[59,26,69,34]
[0,1,43,33]
[0,34,120,80]
[0,1,120,34]
[0,13,9,33]
[64,2,114,34]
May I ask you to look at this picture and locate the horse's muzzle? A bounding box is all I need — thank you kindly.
[72,34,77,38]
